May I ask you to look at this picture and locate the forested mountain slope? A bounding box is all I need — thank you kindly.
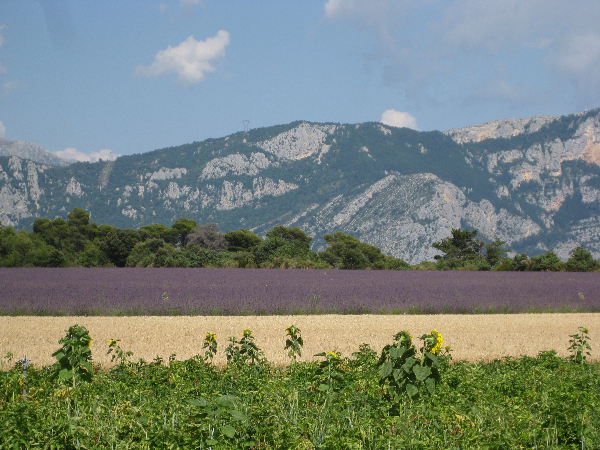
[2,109,600,264]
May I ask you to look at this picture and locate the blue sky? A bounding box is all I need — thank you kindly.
[1,0,600,162]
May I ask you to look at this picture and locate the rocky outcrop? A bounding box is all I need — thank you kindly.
[200,152,272,180]
[65,177,84,198]
[147,167,187,181]
[256,122,336,160]
[0,157,48,225]
[280,172,544,264]
[445,115,557,144]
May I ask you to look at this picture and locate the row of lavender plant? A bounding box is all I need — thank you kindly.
[0,268,598,315]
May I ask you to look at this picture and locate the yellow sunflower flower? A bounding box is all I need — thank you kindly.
[430,329,444,355]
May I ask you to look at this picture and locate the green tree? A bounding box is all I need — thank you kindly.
[97,223,118,238]
[100,229,143,267]
[483,237,510,267]
[77,240,108,267]
[171,218,198,245]
[319,231,386,269]
[67,207,90,229]
[127,239,171,267]
[67,208,95,252]
[224,229,262,252]
[140,223,176,245]
[566,245,599,272]
[33,217,71,251]
[340,247,370,270]
[47,248,67,267]
[529,251,562,272]
[265,226,312,248]
[432,228,483,269]
[505,252,530,271]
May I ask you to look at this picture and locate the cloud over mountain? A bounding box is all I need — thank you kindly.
[380,110,418,130]
[135,30,230,85]
[53,148,119,163]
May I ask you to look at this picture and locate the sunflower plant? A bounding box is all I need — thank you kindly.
[314,351,344,396]
[51,324,94,387]
[284,325,303,361]
[225,329,264,365]
[202,332,218,362]
[568,327,592,364]
[107,338,133,366]
[377,329,444,403]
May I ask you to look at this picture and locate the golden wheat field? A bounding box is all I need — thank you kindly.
[1,314,599,369]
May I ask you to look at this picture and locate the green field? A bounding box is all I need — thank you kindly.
[1,325,599,449]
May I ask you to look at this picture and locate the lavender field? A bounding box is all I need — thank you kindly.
[0,268,598,315]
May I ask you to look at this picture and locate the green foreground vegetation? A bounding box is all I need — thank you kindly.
[1,325,598,448]
[1,208,599,271]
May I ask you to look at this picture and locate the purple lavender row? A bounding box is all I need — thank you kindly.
[0,268,598,315]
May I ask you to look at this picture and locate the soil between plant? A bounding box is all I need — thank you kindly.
[1,313,598,369]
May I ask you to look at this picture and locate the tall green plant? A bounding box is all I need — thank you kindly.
[225,329,264,365]
[107,338,133,365]
[51,324,93,387]
[202,332,217,362]
[568,327,592,364]
[377,329,445,402]
[313,351,344,397]
[284,325,303,361]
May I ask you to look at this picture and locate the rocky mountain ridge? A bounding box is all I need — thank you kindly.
[0,138,73,167]
[2,110,600,263]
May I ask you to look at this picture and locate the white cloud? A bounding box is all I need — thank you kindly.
[324,0,600,110]
[54,148,120,163]
[135,30,230,85]
[0,120,5,138]
[380,110,418,130]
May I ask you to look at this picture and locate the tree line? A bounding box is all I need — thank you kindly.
[0,208,597,271]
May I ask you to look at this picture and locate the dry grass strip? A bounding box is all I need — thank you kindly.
[1,314,599,369]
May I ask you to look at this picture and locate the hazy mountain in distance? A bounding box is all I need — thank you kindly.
[0,138,73,167]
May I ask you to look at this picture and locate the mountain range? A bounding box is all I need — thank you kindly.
[2,109,600,264]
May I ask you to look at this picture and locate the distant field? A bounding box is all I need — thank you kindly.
[0,268,599,315]
[1,314,599,368]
